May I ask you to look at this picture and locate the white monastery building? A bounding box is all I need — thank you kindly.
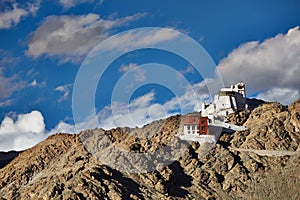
[201,81,247,123]
[180,82,247,144]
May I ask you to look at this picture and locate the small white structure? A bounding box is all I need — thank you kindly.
[202,82,247,122]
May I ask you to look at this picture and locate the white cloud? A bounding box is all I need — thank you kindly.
[217,26,300,104]
[0,99,13,107]
[28,1,40,15]
[0,49,20,66]
[180,65,195,75]
[48,120,77,135]
[0,3,27,29]
[0,110,79,151]
[198,35,205,42]
[0,1,40,29]
[28,79,46,88]
[163,79,211,113]
[0,67,26,104]
[93,28,180,54]
[58,0,95,9]
[256,88,299,105]
[119,63,146,83]
[26,13,145,63]
[28,79,37,87]
[95,91,156,129]
[69,79,210,131]
[0,52,26,107]
[55,83,72,102]
[119,63,138,72]
[0,110,47,151]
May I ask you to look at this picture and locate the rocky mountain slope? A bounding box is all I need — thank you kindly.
[0,99,299,199]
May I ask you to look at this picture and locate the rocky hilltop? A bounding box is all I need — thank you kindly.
[0,99,300,199]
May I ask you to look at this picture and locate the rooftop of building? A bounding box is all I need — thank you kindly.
[184,114,208,125]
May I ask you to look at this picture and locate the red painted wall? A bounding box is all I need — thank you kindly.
[199,117,209,135]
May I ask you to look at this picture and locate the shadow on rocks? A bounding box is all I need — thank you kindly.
[165,161,193,197]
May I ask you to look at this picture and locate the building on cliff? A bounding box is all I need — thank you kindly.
[201,81,247,123]
[183,113,209,135]
[180,82,247,144]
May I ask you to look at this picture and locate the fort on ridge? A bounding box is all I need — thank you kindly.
[180,82,247,144]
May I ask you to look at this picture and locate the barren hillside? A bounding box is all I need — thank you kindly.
[0,99,299,199]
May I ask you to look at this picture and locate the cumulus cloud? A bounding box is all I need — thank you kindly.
[217,26,300,104]
[0,110,47,151]
[256,88,299,105]
[26,13,145,63]
[0,0,40,29]
[0,110,78,151]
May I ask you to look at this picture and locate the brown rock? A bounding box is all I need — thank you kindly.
[289,98,300,132]
[1,100,300,199]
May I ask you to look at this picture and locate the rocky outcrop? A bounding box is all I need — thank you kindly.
[289,98,300,133]
[0,99,299,199]
[231,102,299,151]
[226,108,251,126]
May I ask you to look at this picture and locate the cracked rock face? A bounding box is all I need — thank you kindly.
[231,102,299,151]
[0,99,300,200]
[289,98,300,133]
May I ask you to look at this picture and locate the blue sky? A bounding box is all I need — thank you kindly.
[0,0,300,150]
